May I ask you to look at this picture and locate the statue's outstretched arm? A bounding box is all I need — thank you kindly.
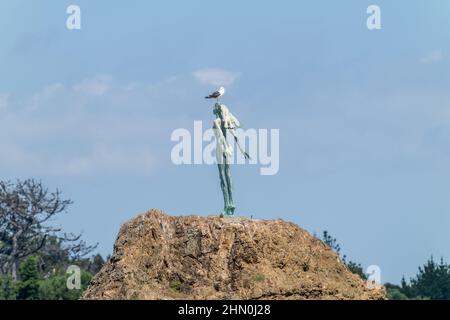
[229,129,251,160]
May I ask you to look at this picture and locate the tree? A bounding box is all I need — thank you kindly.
[321,231,341,256]
[344,260,367,280]
[385,285,409,300]
[320,231,367,280]
[38,270,93,300]
[78,254,105,275]
[0,275,16,300]
[409,257,450,300]
[391,257,450,300]
[0,179,96,280]
[16,256,40,300]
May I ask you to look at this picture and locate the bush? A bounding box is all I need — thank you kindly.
[387,288,409,300]
[16,257,40,300]
[0,256,95,300]
[38,270,92,300]
[169,280,182,292]
[254,274,265,282]
[0,275,17,300]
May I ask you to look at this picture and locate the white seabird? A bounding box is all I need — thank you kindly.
[205,86,226,101]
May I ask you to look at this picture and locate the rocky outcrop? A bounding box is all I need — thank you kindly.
[83,209,385,300]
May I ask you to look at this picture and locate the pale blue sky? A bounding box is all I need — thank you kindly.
[1,1,450,284]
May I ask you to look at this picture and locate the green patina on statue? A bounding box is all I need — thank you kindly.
[205,87,250,216]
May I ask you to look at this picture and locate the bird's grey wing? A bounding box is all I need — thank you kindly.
[205,90,222,99]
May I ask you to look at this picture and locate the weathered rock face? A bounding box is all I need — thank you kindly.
[83,209,385,300]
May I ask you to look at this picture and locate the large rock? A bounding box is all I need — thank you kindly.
[83,209,385,300]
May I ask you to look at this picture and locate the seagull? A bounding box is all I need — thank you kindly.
[205,86,226,101]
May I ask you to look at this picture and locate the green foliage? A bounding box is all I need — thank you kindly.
[319,231,450,300]
[38,270,93,300]
[0,275,17,300]
[320,231,367,280]
[385,283,409,300]
[0,179,97,282]
[17,257,41,300]
[385,257,450,300]
[343,259,367,280]
[0,249,102,300]
[0,179,104,300]
[386,287,409,300]
[254,273,265,282]
[405,257,450,300]
[38,275,67,300]
[75,254,105,275]
[321,231,341,256]
[169,280,182,292]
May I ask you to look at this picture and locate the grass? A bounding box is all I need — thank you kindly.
[254,274,265,283]
[169,280,182,292]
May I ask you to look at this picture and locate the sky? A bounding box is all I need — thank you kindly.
[1,0,450,284]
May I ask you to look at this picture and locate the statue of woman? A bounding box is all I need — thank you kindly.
[211,102,250,216]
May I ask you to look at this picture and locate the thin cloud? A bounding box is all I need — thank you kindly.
[420,50,444,64]
[47,146,154,176]
[0,94,9,110]
[27,83,65,112]
[193,68,241,87]
[9,32,56,56]
[0,75,188,177]
[73,75,113,95]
